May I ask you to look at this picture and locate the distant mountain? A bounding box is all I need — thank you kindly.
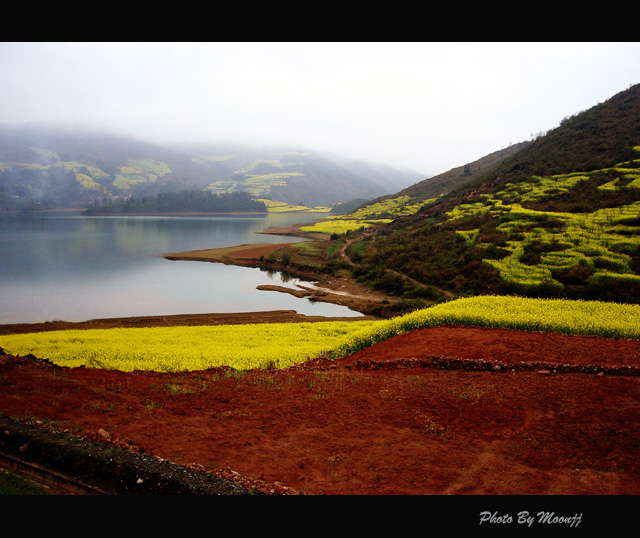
[312,83,640,308]
[0,126,415,211]
[329,157,426,193]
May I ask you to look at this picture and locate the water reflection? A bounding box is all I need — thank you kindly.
[0,212,362,323]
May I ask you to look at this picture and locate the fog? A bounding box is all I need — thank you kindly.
[2,42,640,177]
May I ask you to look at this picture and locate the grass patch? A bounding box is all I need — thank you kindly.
[0,469,51,495]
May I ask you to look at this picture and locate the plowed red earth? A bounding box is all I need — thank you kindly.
[1,325,639,495]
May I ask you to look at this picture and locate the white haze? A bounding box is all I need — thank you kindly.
[2,42,640,177]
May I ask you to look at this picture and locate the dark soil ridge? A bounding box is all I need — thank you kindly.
[345,355,640,376]
[0,414,256,495]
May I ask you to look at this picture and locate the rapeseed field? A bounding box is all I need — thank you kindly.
[1,296,638,372]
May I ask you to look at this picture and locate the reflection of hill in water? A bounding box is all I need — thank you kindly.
[0,212,360,324]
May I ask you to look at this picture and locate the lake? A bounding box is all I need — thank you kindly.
[0,211,363,324]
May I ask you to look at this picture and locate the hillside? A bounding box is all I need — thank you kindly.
[279,83,640,309]
[0,127,417,211]
[351,140,531,217]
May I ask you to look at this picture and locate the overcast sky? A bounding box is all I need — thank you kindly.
[2,42,640,177]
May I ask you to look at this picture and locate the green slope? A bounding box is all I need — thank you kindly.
[320,83,640,308]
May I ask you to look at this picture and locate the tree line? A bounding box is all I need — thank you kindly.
[83,190,267,215]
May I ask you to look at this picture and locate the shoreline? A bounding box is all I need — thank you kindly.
[163,233,397,318]
[0,223,392,336]
[0,310,376,336]
[81,211,270,217]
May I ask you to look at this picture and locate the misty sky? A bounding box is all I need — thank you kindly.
[2,42,640,177]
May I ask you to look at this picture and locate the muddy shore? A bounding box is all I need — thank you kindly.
[162,224,396,318]
[0,310,374,336]
[0,223,387,337]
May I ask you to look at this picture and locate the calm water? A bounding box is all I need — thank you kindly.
[0,211,362,324]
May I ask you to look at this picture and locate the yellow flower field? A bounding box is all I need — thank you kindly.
[0,320,378,373]
[1,296,638,372]
[331,295,640,357]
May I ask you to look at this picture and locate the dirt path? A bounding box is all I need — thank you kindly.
[163,241,397,316]
[339,233,455,299]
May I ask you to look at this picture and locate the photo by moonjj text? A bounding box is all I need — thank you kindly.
[479,511,583,528]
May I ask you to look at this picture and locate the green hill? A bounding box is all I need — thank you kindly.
[0,127,416,211]
[355,141,531,216]
[308,83,640,308]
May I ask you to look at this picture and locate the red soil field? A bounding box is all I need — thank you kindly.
[1,324,638,496]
